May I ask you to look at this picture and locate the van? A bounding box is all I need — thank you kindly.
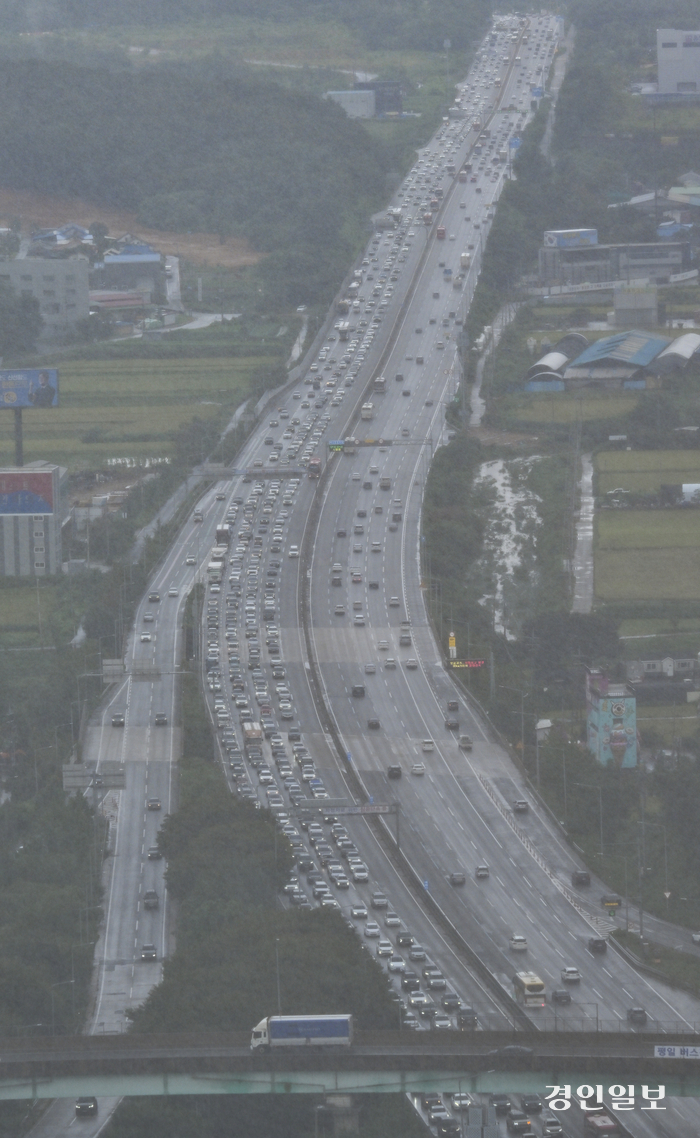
[458,735,473,751]
[388,764,402,779]
[351,684,365,698]
[572,869,591,886]
[422,739,435,752]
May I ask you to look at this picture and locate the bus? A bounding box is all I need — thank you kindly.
[373,375,387,394]
[436,226,446,240]
[512,972,546,1008]
[308,456,322,479]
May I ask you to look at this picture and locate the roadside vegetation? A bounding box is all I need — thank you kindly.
[421,0,700,937]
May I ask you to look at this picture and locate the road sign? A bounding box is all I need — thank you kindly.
[328,441,345,452]
[449,659,485,669]
[531,86,544,97]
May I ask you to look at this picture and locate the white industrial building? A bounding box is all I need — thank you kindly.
[657,28,700,95]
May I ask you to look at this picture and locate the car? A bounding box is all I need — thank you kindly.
[334,605,346,616]
[154,713,168,726]
[147,797,161,811]
[509,935,527,951]
[140,632,152,643]
[168,586,178,597]
[288,545,299,558]
[405,658,418,670]
[111,713,125,727]
[456,1007,478,1029]
[490,1093,512,1116]
[363,921,381,938]
[588,936,607,953]
[370,890,388,908]
[376,939,393,957]
[186,555,196,565]
[513,799,529,813]
[367,717,380,729]
[541,1113,563,1137]
[148,592,160,602]
[561,966,581,983]
[521,1094,542,1114]
[143,612,154,623]
[389,596,400,607]
[572,869,591,886]
[140,944,157,961]
[445,717,459,730]
[506,1110,532,1133]
[387,764,402,779]
[551,988,571,1005]
[628,1006,648,1024]
[448,871,465,885]
[337,528,347,537]
[451,1093,472,1111]
[402,389,411,397]
[143,889,159,910]
[350,903,368,919]
[75,1097,98,1117]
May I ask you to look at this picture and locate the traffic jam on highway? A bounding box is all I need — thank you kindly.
[89,10,700,1138]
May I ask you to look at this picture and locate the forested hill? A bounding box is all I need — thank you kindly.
[0,60,390,303]
[0,0,493,53]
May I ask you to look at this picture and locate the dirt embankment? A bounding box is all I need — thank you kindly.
[0,187,260,268]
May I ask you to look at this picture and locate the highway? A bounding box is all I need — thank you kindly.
[38,12,700,1138]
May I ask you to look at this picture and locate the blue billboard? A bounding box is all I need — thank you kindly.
[0,369,59,409]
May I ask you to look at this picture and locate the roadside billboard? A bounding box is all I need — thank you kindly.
[0,369,59,408]
[0,469,55,514]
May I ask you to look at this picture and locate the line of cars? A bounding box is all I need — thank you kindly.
[417,1088,563,1137]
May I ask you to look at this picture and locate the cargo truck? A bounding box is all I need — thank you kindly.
[308,456,322,479]
[215,524,231,545]
[373,375,387,394]
[251,1014,353,1051]
[460,251,471,268]
[360,403,374,420]
[207,562,222,583]
[243,722,263,749]
[458,170,468,183]
[379,476,391,490]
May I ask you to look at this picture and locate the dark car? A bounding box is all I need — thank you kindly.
[147,846,162,860]
[588,936,607,953]
[542,1113,563,1137]
[506,1110,532,1133]
[551,988,571,1005]
[521,1094,542,1114]
[445,717,459,730]
[441,991,461,1011]
[447,699,459,711]
[628,1006,647,1024]
[457,1007,478,1029]
[140,944,157,961]
[401,971,420,992]
[513,799,529,813]
[367,718,381,729]
[75,1097,98,1117]
[154,713,168,726]
[448,871,465,886]
[148,592,160,602]
[147,797,161,811]
[572,869,591,886]
[337,528,347,537]
[490,1093,512,1116]
[111,714,125,727]
[420,1092,442,1111]
[436,1121,460,1138]
[143,889,159,910]
[351,684,365,698]
[387,764,402,779]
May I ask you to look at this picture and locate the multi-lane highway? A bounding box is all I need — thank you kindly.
[48,11,700,1138]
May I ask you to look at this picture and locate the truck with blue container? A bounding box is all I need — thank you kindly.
[251,1014,353,1051]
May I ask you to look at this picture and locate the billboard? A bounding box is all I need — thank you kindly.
[543,229,598,248]
[0,369,59,409]
[0,470,54,515]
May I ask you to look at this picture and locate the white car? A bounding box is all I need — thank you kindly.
[561,966,581,983]
[288,546,299,558]
[411,763,426,776]
[509,935,528,951]
[363,921,381,938]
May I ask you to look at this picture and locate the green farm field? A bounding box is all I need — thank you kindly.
[596,450,700,494]
[0,356,265,471]
[509,394,638,424]
[595,510,700,600]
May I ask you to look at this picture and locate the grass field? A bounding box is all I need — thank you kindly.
[0,582,61,649]
[635,704,700,745]
[509,394,638,424]
[0,356,266,471]
[596,449,700,494]
[595,509,700,600]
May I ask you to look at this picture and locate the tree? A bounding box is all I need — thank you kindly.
[0,284,42,355]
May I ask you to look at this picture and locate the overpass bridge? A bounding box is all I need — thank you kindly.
[0,1031,697,1102]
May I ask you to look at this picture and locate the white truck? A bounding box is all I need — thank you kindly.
[251,1014,353,1051]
